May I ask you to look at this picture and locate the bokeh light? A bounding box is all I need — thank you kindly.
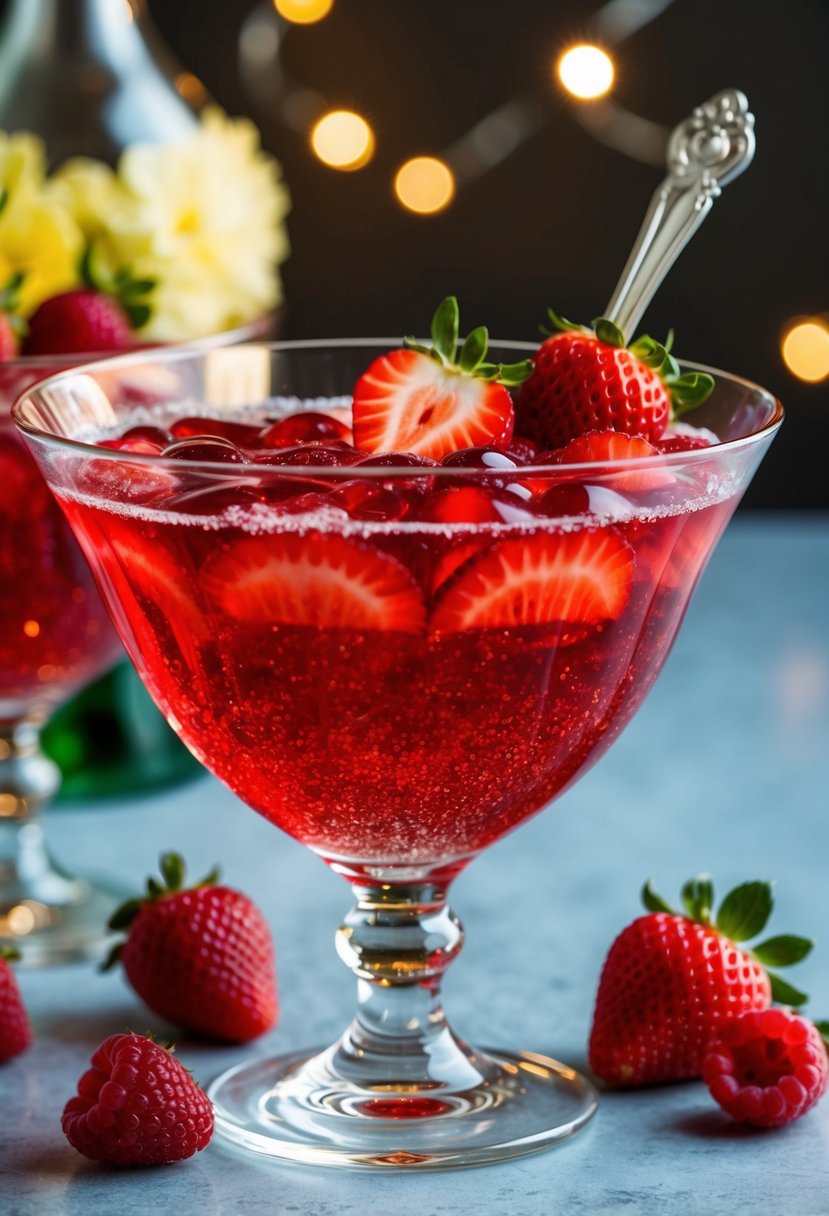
[557,44,615,100]
[781,319,829,383]
[394,157,456,215]
[274,0,334,24]
[310,110,375,171]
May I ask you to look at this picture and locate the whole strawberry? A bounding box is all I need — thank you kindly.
[589,876,813,1087]
[62,1033,213,1165]
[0,947,32,1063]
[23,288,133,356]
[516,312,714,450]
[704,1008,829,1128]
[105,853,277,1044]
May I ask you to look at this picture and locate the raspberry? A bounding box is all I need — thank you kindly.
[703,1009,829,1127]
[0,949,32,1063]
[62,1034,214,1165]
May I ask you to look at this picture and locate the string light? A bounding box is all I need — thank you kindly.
[781,319,829,383]
[274,0,334,24]
[310,110,375,171]
[557,44,615,100]
[394,157,455,215]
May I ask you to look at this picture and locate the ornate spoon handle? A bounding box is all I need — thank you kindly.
[604,89,755,339]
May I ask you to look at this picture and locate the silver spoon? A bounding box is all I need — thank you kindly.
[603,89,755,340]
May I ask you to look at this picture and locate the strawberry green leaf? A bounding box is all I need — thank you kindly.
[198,865,221,888]
[813,1020,829,1043]
[99,941,124,972]
[544,309,585,336]
[160,852,185,891]
[0,188,7,215]
[107,898,142,931]
[493,359,534,386]
[146,877,164,898]
[668,372,716,415]
[125,303,151,330]
[592,318,626,348]
[431,296,459,363]
[123,278,155,298]
[663,328,675,354]
[641,879,676,915]
[459,326,489,373]
[715,881,773,942]
[681,874,714,924]
[0,945,21,963]
[767,970,809,1008]
[752,935,814,967]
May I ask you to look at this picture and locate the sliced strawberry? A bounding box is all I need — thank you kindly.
[554,430,673,494]
[353,347,515,460]
[430,530,634,633]
[352,297,531,461]
[200,532,426,633]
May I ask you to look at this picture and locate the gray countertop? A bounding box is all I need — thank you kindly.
[3,515,829,1216]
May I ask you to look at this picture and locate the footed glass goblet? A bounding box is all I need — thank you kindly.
[15,341,781,1167]
[0,356,123,963]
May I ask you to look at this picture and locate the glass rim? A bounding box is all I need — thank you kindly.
[12,337,784,477]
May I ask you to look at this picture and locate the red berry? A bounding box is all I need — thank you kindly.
[62,1033,213,1165]
[703,1009,829,1128]
[587,877,813,1087]
[517,328,670,448]
[0,313,19,361]
[200,533,426,633]
[23,289,133,356]
[259,444,361,468]
[107,853,277,1044]
[0,950,32,1063]
[553,429,673,494]
[431,530,634,633]
[351,298,530,461]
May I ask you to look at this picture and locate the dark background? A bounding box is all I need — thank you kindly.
[24,1,829,505]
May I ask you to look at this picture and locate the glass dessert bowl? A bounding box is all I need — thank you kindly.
[14,339,781,1167]
[0,355,123,962]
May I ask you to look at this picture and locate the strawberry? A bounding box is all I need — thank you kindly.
[430,530,634,634]
[703,1009,829,1129]
[516,312,715,450]
[62,1033,213,1165]
[352,297,532,460]
[0,947,32,1063]
[200,531,426,633]
[657,433,713,454]
[23,288,133,356]
[0,271,27,359]
[552,429,673,494]
[0,313,18,361]
[104,853,277,1044]
[589,876,814,1087]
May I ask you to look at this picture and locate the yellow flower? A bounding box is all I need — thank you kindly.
[0,131,82,314]
[98,108,290,340]
[0,131,48,208]
[48,157,127,242]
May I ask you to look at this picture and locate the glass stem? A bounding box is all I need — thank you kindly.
[328,881,489,1093]
[0,721,84,932]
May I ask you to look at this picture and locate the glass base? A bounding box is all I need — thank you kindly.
[209,1044,597,1169]
[0,863,122,965]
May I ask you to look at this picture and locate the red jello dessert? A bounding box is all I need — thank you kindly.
[17,303,779,877]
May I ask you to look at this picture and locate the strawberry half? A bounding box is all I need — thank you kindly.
[553,429,673,494]
[200,532,426,633]
[516,312,715,450]
[430,530,634,634]
[352,297,532,461]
